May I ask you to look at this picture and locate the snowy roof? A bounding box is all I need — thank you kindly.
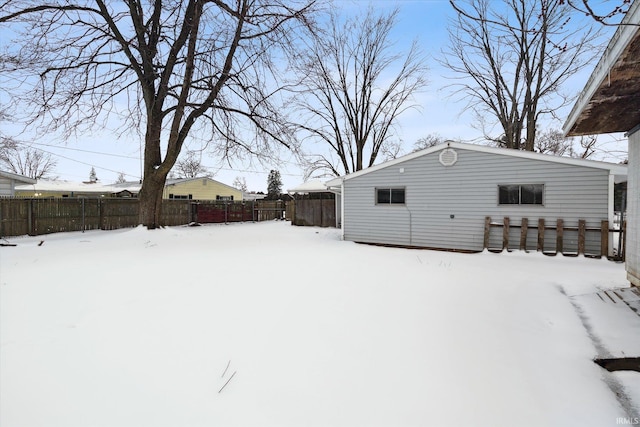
[326,141,628,187]
[164,176,242,193]
[17,176,242,194]
[16,180,117,193]
[287,180,329,194]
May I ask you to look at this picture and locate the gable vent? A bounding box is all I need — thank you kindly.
[439,148,458,166]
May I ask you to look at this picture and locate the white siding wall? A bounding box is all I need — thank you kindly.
[0,177,14,196]
[343,148,611,253]
[627,131,639,286]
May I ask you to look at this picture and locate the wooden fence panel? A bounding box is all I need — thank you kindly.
[32,199,99,235]
[0,198,29,237]
[256,200,285,221]
[292,199,336,227]
[194,201,255,224]
[101,199,139,230]
[161,200,192,226]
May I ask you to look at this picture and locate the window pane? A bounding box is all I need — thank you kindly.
[377,189,390,204]
[521,184,543,204]
[391,189,405,204]
[499,185,519,204]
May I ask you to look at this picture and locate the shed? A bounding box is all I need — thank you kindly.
[326,142,626,255]
[563,1,640,286]
[0,171,36,197]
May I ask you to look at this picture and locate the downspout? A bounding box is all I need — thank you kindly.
[404,204,413,246]
[340,180,345,240]
[608,173,615,257]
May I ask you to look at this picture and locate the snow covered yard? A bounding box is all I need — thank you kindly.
[1,221,638,427]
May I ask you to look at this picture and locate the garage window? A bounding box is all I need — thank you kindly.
[498,184,543,205]
[376,188,405,204]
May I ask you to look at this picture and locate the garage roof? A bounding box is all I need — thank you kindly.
[563,2,640,136]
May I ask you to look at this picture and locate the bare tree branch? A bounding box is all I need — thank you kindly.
[290,6,428,177]
[443,0,601,151]
[0,0,320,227]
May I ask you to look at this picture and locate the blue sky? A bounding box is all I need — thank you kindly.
[0,0,626,192]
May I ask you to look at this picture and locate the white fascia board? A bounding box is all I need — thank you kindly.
[329,142,627,183]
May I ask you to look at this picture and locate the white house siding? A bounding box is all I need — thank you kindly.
[627,131,639,286]
[343,147,612,253]
[0,177,14,196]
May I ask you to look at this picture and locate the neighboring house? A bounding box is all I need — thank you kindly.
[326,142,626,254]
[14,179,113,198]
[563,1,640,286]
[162,177,243,201]
[0,170,36,197]
[17,176,243,201]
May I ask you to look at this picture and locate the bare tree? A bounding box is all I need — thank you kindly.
[412,133,446,152]
[0,0,319,228]
[0,138,57,179]
[291,6,428,177]
[232,176,248,192]
[562,0,633,26]
[535,128,596,158]
[443,0,601,151]
[174,150,209,179]
[115,172,128,184]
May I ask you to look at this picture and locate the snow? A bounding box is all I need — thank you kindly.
[1,221,638,427]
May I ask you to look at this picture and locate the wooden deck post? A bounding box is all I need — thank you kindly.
[601,220,609,258]
[484,216,491,249]
[537,218,545,252]
[578,220,586,255]
[520,218,528,251]
[503,217,510,251]
[556,219,564,254]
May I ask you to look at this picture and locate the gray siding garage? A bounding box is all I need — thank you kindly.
[327,142,626,254]
[0,171,36,197]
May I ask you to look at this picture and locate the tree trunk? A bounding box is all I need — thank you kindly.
[138,169,168,229]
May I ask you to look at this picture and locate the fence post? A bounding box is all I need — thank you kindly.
[601,220,609,259]
[483,216,491,249]
[28,199,35,236]
[502,217,510,251]
[99,199,104,230]
[81,198,85,233]
[556,219,564,254]
[537,218,545,252]
[578,220,586,255]
[520,218,528,251]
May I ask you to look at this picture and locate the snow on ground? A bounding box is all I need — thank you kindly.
[1,221,638,427]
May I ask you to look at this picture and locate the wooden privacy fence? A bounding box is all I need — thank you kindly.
[291,199,336,227]
[0,198,286,237]
[483,216,625,260]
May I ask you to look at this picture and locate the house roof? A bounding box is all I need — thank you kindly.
[164,176,242,193]
[18,176,243,194]
[325,141,628,187]
[563,2,640,136]
[16,179,114,193]
[0,170,37,185]
[287,180,328,194]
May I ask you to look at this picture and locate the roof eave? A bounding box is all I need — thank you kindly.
[563,1,640,136]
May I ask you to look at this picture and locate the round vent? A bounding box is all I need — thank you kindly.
[439,148,458,166]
